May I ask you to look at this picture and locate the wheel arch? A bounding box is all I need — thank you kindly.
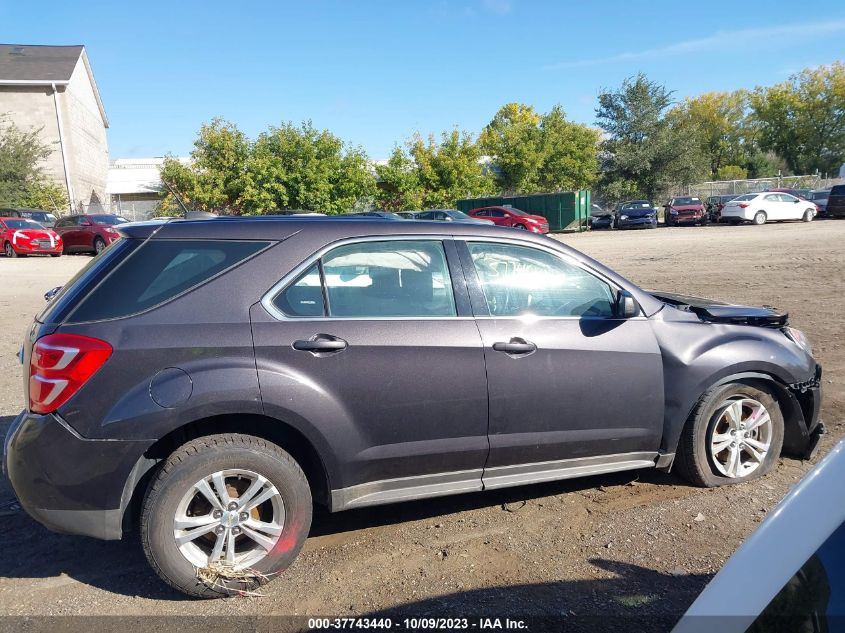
[660,370,812,471]
[120,412,332,535]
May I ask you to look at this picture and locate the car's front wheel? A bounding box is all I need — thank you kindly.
[93,237,106,254]
[4,242,17,258]
[675,382,784,488]
[141,434,312,598]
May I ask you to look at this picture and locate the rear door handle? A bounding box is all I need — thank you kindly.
[293,336,348,353]
[492,338,537,355]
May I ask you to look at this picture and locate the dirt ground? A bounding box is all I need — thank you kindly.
[0,221,842,631]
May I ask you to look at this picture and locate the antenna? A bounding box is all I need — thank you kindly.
[160,179,190,218]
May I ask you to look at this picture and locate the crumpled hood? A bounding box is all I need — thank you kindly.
[649,291,788,327]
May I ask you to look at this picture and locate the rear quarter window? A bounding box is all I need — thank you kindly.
[66,239,270,323]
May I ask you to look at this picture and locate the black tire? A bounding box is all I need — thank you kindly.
[93,237,106,254]
[514,224,526,230]
[4,242,17,258]
[802,209,814,222]
[753,211,767,225]
[675,382,784,488]
[50,253,62,257]
[141,434,312,598]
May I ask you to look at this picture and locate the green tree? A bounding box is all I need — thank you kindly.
[244,121,376,214]
[479,103,544,193]
[537,105,599,191]
[409,129,495,208]
[161,118,376,214]
[374,146,424,211]
[0,119,64,208]
[714,165,748,181]
[750,62,845,175]
[160,118,249,213]
[480,103,598,194]
[669,91,751,178]
[596,74,708,202]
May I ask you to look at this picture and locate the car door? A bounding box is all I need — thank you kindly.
[456,238,664,489]
[250,237,490,509]
[52,217,73,249]
[780,194,802,219]
[491,209,509,227]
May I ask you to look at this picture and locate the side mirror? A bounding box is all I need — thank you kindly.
[793,199,800,203]
[616,290,640,318]
[445,216,453,221]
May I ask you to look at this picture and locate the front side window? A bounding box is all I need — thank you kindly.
[467,242,616,318]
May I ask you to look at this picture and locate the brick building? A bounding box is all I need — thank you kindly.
[0,44,109,213]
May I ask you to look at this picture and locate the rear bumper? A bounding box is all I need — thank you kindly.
[4,410,152,540]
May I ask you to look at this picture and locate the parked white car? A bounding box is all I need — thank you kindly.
[720,192,817,225]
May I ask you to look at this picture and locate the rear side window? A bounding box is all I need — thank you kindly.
[67,240,269,323]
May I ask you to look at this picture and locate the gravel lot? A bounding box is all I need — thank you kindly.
[0,222,842,630]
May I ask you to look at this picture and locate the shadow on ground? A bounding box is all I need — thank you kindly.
[364,559,710,633]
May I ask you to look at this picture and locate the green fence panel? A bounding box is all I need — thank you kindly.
[456,191,590,232]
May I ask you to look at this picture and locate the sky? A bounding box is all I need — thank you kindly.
[2,0,844,160]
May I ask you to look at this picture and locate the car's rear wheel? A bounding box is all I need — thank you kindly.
[803,209,814,222]
[753,211,767,225]
[141,434,312,598]
[675,382,784,487]
[93,237,106,254]
[4,242,17,258]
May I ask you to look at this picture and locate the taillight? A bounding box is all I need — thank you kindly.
[738,203,749,208]
[29,333,112,414]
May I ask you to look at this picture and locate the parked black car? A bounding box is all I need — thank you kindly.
[5,217,823,598]
[826,185,845,218]
[615,200,658,229]
[588,204,613,229]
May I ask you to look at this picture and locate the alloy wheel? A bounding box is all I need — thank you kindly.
[708,397,773,478]
[173,469,285,569]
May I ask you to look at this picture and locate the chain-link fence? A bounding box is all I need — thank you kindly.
[683,175,843,199]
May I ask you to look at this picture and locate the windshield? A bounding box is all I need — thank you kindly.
[2,219,45,230]
[733,194,758,201]
[504,207,528,216]
[447,210,472,220]
[622,201,651,209]
[672,197,700,205]
[90,215,129,225]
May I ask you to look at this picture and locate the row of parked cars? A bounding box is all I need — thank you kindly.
[590,185,845,230]
[347,206,551,233]
[0,211,128,257]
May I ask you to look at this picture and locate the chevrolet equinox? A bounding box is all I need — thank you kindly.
[4,217,823,597]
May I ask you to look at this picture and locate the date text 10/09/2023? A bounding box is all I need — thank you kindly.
[308,618,529,630]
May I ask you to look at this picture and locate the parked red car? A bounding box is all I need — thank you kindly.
[53,214,129,254]
[664,196,708,226]
[0,217,63,257]
[466,206,550,233]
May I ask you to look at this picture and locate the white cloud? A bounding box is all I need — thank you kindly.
[546,19,845,69]
[481,0,511,15]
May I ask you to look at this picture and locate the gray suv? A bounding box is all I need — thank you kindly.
[4,217,823,597]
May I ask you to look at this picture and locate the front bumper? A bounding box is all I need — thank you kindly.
[784,364,824,459]
[4,410,152,540]
[618,218,657,229]
[11,242,62,254]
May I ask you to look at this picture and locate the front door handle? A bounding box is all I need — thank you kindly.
[293,335,348,353]
[492,338,537,355]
